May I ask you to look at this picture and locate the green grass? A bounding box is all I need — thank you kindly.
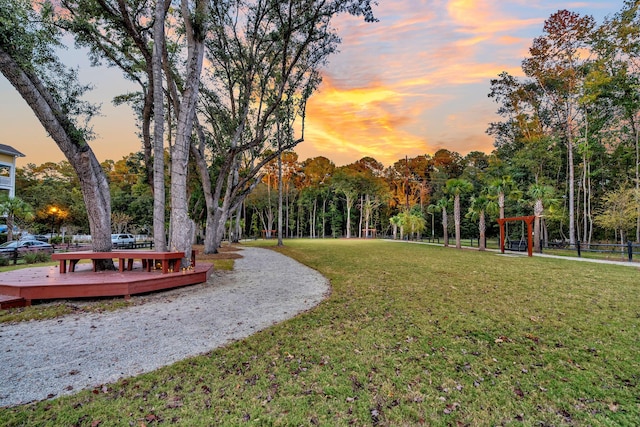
[0,300,135,323]
[213,258,234,271]
[0,259,58,272]
[1,240,638,426]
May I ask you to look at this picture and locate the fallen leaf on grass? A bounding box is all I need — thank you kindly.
[443,402,460,414]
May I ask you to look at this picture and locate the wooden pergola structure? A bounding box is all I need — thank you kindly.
[497,215,535,257]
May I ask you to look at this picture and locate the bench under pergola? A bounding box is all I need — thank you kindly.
[497,215,535,257]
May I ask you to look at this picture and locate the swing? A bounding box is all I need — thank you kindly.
[497,216,535,256]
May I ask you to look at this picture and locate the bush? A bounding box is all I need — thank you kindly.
[0,256,9,266]
[50,236,73,244]
[22,252,51,264]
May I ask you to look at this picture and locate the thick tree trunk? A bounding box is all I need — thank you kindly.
[168,0,207,267]
[152,0,167,252]
[0,47,113,267]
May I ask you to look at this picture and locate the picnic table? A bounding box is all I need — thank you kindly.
[51,250,190,274]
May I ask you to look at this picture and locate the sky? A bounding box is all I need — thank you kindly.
[0,0,616,169]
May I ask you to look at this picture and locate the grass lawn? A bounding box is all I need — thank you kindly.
[1,239,638,426]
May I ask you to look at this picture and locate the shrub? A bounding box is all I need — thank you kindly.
[22,252,51,264]
[0,256,9,266]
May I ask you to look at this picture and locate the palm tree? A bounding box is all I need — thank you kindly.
[488,175,517,220]
[0,196,34,241]
[430,198,450,246]
[467,194,498,251]
[389,215,402,240]
[404,211,426,240]
[528,183,556,252]
[446,178,473,249]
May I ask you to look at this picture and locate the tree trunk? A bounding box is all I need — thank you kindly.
[358,194,363,238]
[442,207,449,247]
[235,203,242,242]
[0,47,113,267]
[322,197,327,238]
[277,148,283,246]
[534,199,543,252]
[345,199,352,239]
[633,113,640,242]
[454,195,461,249]
[479,211,486,251]
[168,0,208,267]
[152,0,167,252]
[568,130,576,246]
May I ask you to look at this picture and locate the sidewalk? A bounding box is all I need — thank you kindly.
[386,239,640,268]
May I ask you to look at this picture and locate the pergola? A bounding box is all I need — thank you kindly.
[496,215,535,257]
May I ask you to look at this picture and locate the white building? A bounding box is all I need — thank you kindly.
[0,144,25,198]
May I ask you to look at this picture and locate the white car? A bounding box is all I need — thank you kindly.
[111,233,135,248]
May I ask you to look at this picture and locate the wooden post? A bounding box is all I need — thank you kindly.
[526,217,534,257]
[497,216,535,257]
[497,218,505,254]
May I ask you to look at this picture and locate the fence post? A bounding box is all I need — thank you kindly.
[627,241,633,262]
[576,240,581,257]
[12,249,18,265]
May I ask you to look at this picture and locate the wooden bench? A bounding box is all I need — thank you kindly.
[52,250,192,274]
[507,239,528,251]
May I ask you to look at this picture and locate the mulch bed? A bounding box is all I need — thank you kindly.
[193,243,244,261]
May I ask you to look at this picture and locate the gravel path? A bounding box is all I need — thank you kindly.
[0,247,330,407]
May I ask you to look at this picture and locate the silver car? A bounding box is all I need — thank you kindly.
[0,240,54,256]
[111,233,136,248]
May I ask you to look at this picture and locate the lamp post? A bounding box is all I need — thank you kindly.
[49,207,58,243]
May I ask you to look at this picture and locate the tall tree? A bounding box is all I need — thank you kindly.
[430,198,450,247]
[152,0,168,251]
[0,195,34,241]
[0,0,113,262]
[332,168,359,238]
[594,186,639,244]
[445,178,473,249]
[197,0,377,252]
[528,183,556,252]
[488,175,517,220]
[522,10,596,247]
[467,194,497,251]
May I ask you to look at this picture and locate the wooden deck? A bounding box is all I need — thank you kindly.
[0,260,214,308]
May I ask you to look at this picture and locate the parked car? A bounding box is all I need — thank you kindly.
[111,233,136,248]
[0,240,54,257]
[20,234,49,242]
